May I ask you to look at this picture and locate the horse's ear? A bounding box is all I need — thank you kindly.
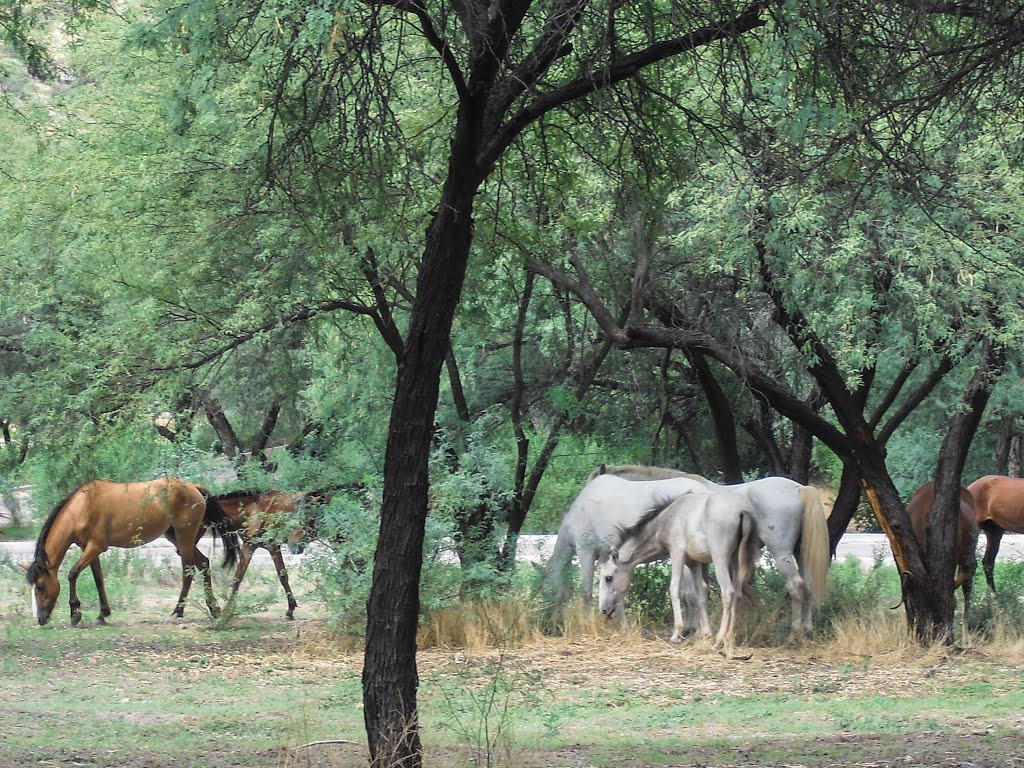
[609,547,619,563]
[598,464,607,476]
[19,563,29,573]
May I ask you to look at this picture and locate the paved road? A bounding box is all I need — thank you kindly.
[4,532,1024,570]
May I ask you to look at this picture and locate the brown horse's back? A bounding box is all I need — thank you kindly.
[71,477,206,549]
[214,490,305,541]
[967,475,1024,533]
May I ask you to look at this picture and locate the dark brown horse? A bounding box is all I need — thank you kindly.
[966,475,1024,592]
[906,481,979,631]
[212,489,312,620]
[24,477,240,626]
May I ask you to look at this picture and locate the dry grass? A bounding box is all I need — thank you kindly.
[418,599,548,650]
[408,592,1024,667]
[828,607,914,655]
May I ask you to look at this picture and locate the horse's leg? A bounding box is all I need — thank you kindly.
[668,552,687,644]
[268,545,299,620]
[713,559,739,658]
[194,545,221,619]
[545,530,575,608]
[173,541,220,619]
[980,523,1003,593]
[959,551,977,640]
[773,549,807,641]
[227,540,255,604]
[65,544,105,627]
[690,563,712,639]
[89,560,112,624]
[681,563,710,637]
[680,566,699,637]
[578,547,596,606]
[172,553,196,619]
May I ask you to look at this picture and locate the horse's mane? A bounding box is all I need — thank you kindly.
[27,484,86,580]
[588,463,703,484]
[213,488,267,502]
[614,499,675,545]
[306,481,367,503]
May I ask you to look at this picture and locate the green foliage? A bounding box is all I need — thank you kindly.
[814,557,901,632]
[433,649,546,768]
[968,562,1024,637]
[619,562,675,626]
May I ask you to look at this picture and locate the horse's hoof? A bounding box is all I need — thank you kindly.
[92,616,107,627]
[669,635,682,645]
[71,613,82,627]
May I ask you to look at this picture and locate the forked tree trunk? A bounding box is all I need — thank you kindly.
[913,338,1004,642]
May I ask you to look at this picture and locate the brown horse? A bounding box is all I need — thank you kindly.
[966,475,1024,592]
[24,477,240,626]
[906,481,979,631]
[212,489,311,620]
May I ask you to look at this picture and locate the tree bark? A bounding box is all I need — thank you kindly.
[195,388,242,460]
[828,459,863,556]
[362,117,480,766]
[788,421,815,484]
[685,349,743,482]
[912,338,1005,641]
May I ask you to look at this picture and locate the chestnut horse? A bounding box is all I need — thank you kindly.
[906,481,979,632]
[24,478,240,626]
[212,489,311,620]
[966,475,1024,592]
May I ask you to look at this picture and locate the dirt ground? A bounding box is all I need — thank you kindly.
[4,612,1024,768]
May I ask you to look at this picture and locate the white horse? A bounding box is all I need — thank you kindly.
[592,464,830,640]
[598,491,760,657]
[546,474,706,608]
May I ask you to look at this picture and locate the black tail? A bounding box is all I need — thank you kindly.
[197,487,241,569]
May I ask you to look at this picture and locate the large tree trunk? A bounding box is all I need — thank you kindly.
[915,338,1005,641]
[362,149,480,767]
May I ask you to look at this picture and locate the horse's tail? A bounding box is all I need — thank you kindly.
[738,510,760,601]
[799,486,830,607]
[199,488,242,569]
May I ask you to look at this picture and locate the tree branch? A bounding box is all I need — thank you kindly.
[479,1,771,173]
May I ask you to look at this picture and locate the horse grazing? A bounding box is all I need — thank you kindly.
[966,475,1024,593]
[24,478,240,626]
[546,474,706,607]
[598,491,759,657]
[212,489,311,620]
[592,464,830,640]
[905,481,979,634]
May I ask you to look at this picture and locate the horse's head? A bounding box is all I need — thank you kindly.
[286,525,311,554]
[23,560,59,626]
[598,551,631,621]
[285,512,320,554]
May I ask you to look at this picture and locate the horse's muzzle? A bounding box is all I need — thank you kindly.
[36,612,51,626]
